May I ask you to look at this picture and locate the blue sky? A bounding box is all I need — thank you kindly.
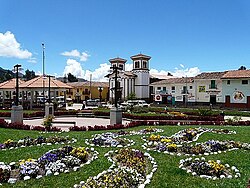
[1,0,250,81]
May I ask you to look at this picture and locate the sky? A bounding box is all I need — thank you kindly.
[1,0,250,81]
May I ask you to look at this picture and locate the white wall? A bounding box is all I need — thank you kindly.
[195,79,223,103]
[222,79,250,103]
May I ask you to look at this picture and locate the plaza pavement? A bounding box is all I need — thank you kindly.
[6,117,130,131]
[4,115,250,132]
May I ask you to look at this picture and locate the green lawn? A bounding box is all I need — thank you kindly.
[0,125,249,188]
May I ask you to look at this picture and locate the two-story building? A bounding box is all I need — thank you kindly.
[150,77,194,105]
[221,70,250,108]
[194,72,225,105]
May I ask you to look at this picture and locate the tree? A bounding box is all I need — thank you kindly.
[23,69,36,80]
[127,92,137,100]
[67,73,78,82]
[238,66,247,70]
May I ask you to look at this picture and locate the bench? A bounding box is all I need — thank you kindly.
[52,121,76,126]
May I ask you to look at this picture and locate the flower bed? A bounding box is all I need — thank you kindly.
[85,132,134,148]
[142,128,243,156]
[179,157,241,180]
[74,148,157,188]
[0,136,77,151]
[0,146,98,184]
[0,119,61,132]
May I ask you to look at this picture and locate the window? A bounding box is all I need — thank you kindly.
[119,64,123,70]
[163,87,166,91]
[171,86,175,90]
[227,80,230,85]
[157,87,161,90]
[242,80,248,85]
[183,86,187,93]
[189,86,193,89]
[210,80,216,89]
[135,61,140,68]
[143,61,147,68]
[84,89,89,94]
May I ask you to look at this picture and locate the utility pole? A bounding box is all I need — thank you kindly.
[185,75,188,107]
[42,43,45,99]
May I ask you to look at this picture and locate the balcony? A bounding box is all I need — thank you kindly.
[181,90,189,94]
[155,90,168,95]
[209,84,217,89]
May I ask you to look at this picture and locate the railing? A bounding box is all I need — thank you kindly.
[155,90,168,95]
[181,90,189,94]
[209,84,217,89]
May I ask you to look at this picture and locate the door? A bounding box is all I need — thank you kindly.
[247,96,250,108]
[210,95,216,105]
[225,95,230,107]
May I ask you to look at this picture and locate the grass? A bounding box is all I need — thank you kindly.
[0,125,250,188]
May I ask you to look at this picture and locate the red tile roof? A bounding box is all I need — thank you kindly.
[221,70,250,79]
[19,76,72,89]
[195,72,226,79]
[0,78,25,89]
[151,77,194,85]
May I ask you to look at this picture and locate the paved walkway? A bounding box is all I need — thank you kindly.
[224,116,250,121]
[6,117,130,131]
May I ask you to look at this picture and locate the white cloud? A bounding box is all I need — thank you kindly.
[171,66,201,77]
[63,59,110,82]
[62,59,201,82]
[63,59,85,77]
[61,49,90,62]
[0,31,32,59]
[83,63,110,82]
[27,57,37,63]
[150,65,201,78]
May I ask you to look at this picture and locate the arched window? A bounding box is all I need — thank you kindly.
[143,61,147,68]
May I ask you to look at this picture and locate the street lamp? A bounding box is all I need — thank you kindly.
[14,64,22,106]
[110,65,122,108]
[98,86,103,105]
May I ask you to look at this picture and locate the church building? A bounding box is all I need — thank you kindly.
[106,53,151,102]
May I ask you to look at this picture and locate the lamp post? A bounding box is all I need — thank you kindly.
[98,86,103,105]
[110,65,123,125]
[14,64,21,106]
[111,65,122,108]
[46,75,54,103]
[44,74,54,117]
[11,64,23,124]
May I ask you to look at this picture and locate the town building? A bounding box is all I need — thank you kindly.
[66,81,109,102]
[221,70,250,108]
[194,72,225,105]
[150,71,226,106]
[106,54,151,102]
[150,77,194,105]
